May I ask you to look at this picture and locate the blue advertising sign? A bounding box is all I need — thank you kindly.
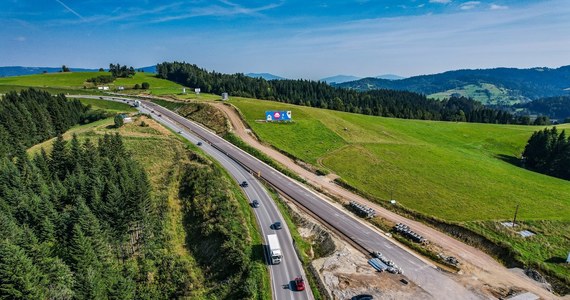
[265,111,292,121]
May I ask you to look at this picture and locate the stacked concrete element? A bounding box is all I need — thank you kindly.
[394,223,427,244]
[349,201,376,219]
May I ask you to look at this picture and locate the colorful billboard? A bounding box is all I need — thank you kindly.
[265,111,292,121]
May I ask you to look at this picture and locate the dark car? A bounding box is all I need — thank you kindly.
[352,295,373,300]
[252,200,260,208]
[294,277,305,291]
[240,181,248,187]
[197,141,202,146]
[273,221,282,230]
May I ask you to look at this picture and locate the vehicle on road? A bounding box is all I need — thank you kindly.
[267,234,282,264]
[197,141,202,146]
[400,278,409,285]
[352,295,373,300]
[273,221,282,230]
[240,181,248,187]
[294,277,305,291]
[252,200,260,208]
[178,130,182,134]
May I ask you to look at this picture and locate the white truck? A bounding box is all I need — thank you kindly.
[267,234,282,264]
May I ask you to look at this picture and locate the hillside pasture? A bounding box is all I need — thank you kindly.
[229,97,570,222]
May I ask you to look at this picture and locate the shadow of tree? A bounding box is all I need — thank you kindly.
[495,154,522,167]
[545,256,567,264]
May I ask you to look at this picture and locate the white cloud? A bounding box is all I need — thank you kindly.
[149,1,284,23]
[490,4,508,10]
[15,36,26,42]
[429,0,452,3]
[460,1,480,10]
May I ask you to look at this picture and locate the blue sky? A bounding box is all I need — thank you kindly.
[2,0,569,79]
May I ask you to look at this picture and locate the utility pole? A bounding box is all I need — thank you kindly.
[512,203,520,227]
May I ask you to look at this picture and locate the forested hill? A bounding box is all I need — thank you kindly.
[335,66,570,102]
[157,61,528,124]
[515,96,570,121]
[0,89,98,158]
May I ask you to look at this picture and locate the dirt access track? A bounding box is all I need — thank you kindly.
[211,102,563,300]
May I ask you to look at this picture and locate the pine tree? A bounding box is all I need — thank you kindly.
[0,240,46,299]
[50,134,69,180]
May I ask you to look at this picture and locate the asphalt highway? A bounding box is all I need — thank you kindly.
[75,95,482,299]
[139,99,483,300]
[70,95,313,300]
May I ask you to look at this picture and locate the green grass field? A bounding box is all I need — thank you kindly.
[226,97,570,285]
[228,97,570,222]
[0,71,186,95]
[429,83,527,105]
[77,97,137,112]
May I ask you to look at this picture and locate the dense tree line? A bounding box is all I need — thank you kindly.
[522,127,570,180]
[0,89,94,159]
[109,63,135,78]
[87,74,115,85]
[515,96,570,121]
[156,61,528,124]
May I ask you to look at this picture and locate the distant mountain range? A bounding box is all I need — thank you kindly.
[320,74,405,84]
[245,73,285,80]
[0,66,157,77]
[320,75,361,84]
[0,66,98,77]
[244,73,404,83]
[335,66,570,106]
[376,74,405,80]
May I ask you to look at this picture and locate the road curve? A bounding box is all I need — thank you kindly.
[133,99,484,300]
[70,95,313,300]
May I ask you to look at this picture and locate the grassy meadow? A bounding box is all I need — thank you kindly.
[0,71,186,95]
[228,97,570,223]
[428,83,526,105]
[225,97,570,285]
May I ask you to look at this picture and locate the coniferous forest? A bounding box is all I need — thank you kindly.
[522,127,570,180]
[0,134,158,299]
[0,89,264,299]
[0,89,91,159]
[157,61,530,124]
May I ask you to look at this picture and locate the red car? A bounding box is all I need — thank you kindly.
[294,277,305,291]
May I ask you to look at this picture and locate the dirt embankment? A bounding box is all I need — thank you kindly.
[282,195,432,300]
[177,102,229,135]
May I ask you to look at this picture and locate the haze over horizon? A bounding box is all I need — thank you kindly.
[2,0,569,80]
